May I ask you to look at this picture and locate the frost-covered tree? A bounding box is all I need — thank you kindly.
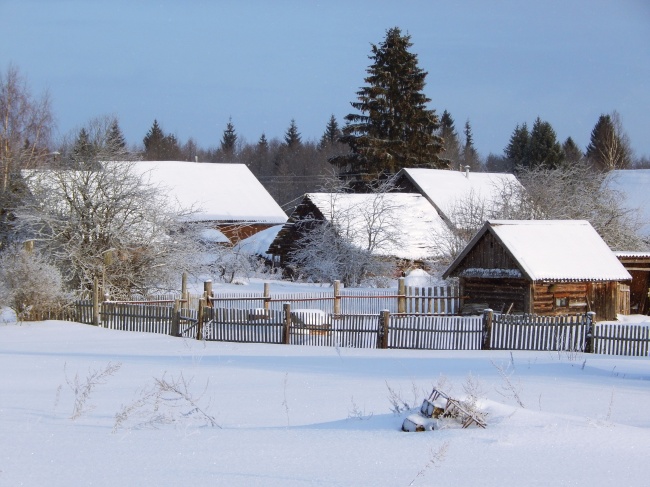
[17,129,202,298]
[516,164,645,250]
[0,245,68,319]
[288,177,403,286]
[0,65,54,248]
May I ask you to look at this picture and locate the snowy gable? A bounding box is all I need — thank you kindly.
[305,192,448,260]
[461,220,631,282]
[397,168,523,225]
[604,169,650,238]
[133,161,287,224]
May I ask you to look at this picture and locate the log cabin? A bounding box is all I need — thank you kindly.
[443,220,632,321]
[267,192,448,271]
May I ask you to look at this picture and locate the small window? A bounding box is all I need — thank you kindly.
[555,297,568,307]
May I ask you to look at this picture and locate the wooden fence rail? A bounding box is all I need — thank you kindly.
[70,291,648,357]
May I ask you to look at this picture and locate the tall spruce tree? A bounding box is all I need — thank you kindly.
[143,120,180,161]
[284,119,302,148]
[71,128,96,166]
[461,119,480,171]
[143,120,165,160]
[439,110,461,169]
[220,118,237,156]
[562,137,583,166]
[526,117,563,169]
[107,119,126,151]
[330,27,445,185]
[319,115,341,149]
[586,113,631,171]
[504,123,529,168]
[257,133,269,152]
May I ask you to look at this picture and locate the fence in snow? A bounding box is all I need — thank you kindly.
[73,296,649,356]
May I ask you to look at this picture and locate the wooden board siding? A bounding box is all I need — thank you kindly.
[532,282,590,316]
[460,278,530,314]
[616,256,650,314]
[217,223,274,244]
[455,232,520,274]
[587,281,619,322]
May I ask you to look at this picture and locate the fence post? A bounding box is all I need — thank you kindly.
[170,299,180,337]
[333,280,341,315]
[482,308,493,350]
[264,282,271,312]
[92,276,100,327]
[196,298,206,340]
[378,310,390,349]
[585,311,597,353]
[204,280,213,307]
[181,272,188,309]
[283,302,291,345]
[397,277,406,314]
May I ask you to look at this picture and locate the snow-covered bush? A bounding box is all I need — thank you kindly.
[0,245,68,319]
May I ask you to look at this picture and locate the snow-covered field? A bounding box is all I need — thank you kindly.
[1,316,649,486]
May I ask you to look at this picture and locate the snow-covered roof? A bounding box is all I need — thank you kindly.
[304,192,448,260]
[604,169,650,237]
[234,224,283,258]
[198,227,230,244]
[397,168,523,225]
[446,220,631,282]
[133,161,287,224]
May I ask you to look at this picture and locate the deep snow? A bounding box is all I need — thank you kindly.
[1,318,649,486]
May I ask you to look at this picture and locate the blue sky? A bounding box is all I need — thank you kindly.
[2,0,649,158]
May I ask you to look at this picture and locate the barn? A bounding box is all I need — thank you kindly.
[442,220,632,321]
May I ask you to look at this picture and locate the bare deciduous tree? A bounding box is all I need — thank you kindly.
[0,65,54,248]
[517,164,646,250]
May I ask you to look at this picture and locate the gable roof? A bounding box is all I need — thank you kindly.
[272,192,448,261]
[396,168,523,226]
[444,220,631,282]
[133,161,287,224]
[604,169,650,237]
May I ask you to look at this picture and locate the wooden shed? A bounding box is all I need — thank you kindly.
[614,252,650,314]
[442,220,632,321]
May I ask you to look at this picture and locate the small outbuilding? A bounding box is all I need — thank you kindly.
[443,220,632,321]
[614,252,650,314]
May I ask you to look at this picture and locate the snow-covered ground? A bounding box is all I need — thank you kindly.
[1,317,649,486]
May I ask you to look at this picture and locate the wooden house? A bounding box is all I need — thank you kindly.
[614,252,650,314]
[133,161,287,243]
[267,192,448,269]
[443,220,631,321]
